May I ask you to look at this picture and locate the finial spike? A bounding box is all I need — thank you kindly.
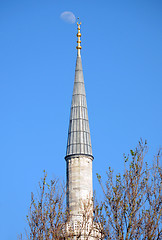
[76,19,82,57]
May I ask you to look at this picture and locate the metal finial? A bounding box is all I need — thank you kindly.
[76,19,82,56]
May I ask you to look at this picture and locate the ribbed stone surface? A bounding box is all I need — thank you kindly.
[66,56,93,157]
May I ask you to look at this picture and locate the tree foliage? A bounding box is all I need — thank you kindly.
[26,172,66,240]
[95,140,162,239]
[20,141,161,239]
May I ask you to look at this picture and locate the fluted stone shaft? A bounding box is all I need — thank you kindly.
[66,155,93,219]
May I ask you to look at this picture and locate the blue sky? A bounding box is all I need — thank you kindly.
[0,0,162,239]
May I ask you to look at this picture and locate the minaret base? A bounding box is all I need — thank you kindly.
[65,219,101,239]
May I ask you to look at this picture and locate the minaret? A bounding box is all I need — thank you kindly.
[65,22,94,234]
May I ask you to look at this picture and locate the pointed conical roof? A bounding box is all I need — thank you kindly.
[65,55,93,158]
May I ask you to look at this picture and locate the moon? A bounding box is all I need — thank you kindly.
[60,11,76,24]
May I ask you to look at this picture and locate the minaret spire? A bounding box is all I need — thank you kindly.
[65,21,93,159]
[65,22,97,238]
[76,20,82,57]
